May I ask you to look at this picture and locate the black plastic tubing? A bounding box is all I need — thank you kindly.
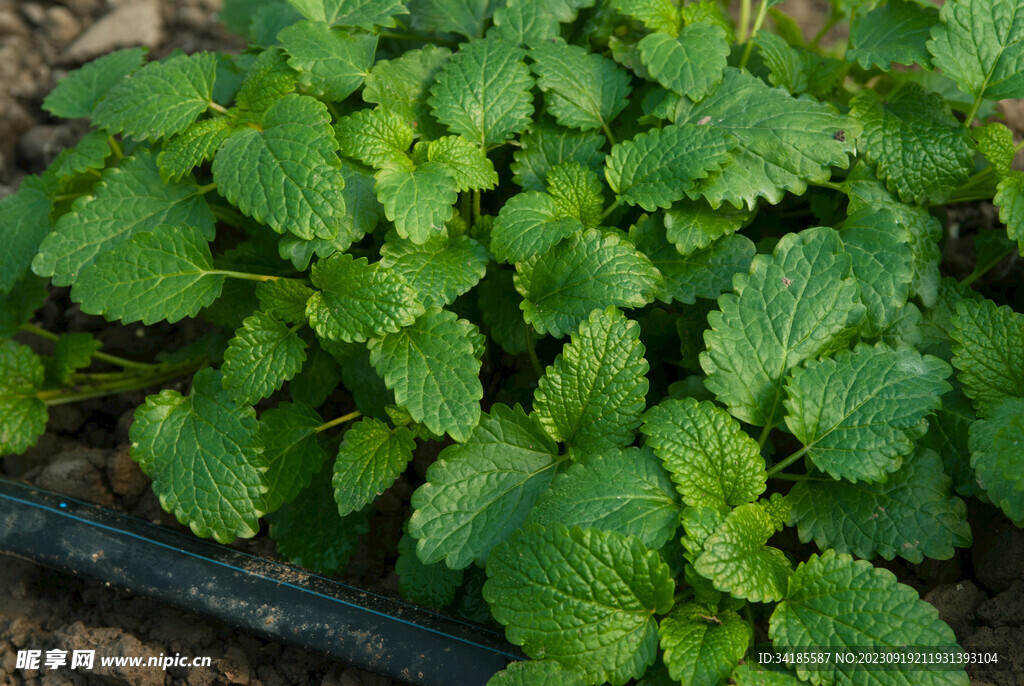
[0,478,521,685]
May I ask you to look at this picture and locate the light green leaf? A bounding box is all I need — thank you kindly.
[0,340,47,456]
[927,0,1024,102]
[427,135,498,191]
[701,227,865,427]
[486,660,586,686]
[255,279,315,324]
[374,162,458,243]
[693,501,792,603]
[158,118,234,183]
[675,68,858,210]
[362,44,451,138]
[129,368,266,543]
[546,161,604,229]
[287,0,407,28]
[1,175,56,294]
[784,343,952,482]
[429,36,534,148]
[32,151,215,287]
[969,397,1024,525]
[47,333,102,387]
[222,311,307,404]
[511,121,606,192]
[408,404,558,568]
[848,0,939,69]
[379,233,489,309]
[851,83,973,205]
[368,308,482,441]
[234,47,298,116]
[484,524,674,685]
[611,0,680,35]
[973,122,1016,177]
[659,602,750,686]
[950,298,1024,415]
[605,124,735,211]
[641,397,767,511]
[407,0,500,38]
[47,131,112,181]
[214,94,344,240]
[490,0,560,45]
[663,200,754,257]
[92,52,217,141]
[638,23,729,101]
[754,31,845,98]
[306,252,423,343]
[490,191,583,264]
[43,47,147,118]
[770,550,969,685]
[526,446,680,549]
[995,171,1024,252]
[534,307,648,453]
[790,448,971,563]
[333,417,416,516]
[515,229,663,338]
[630,214,755,305]
[396,531,464,608]
[530,39,630,131]
[258,402,326,512]
[72,225,224,325]
[279,20,376,101]
[334,107,413,170]
[839,207,914,337]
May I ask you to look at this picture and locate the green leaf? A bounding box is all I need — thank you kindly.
[407,0,500,39]
[362,44,451,138]
[516,229,663,338]
[969,397,1024,525]
[157,118,234,183]
[848,0,939,69]
[490,191,583,264]
[530,39,630,131]
[0,340,47,456]
[511,121,606,192]
[43,47,147,118]
[641,397,767,511]
[611,0,680,35]
[770,550,969,685]
[477,268,528,354]
[659,602,750,686]
[486,660,586,686]
[630,214,755,306]
[484,525,674,685]
[995,171,1024,252]
[269,465,370,573]
[72,225,225,325]
[379,233,489,309]
[429,37,534,148]
[950,298,1024,415]
[674,68,857,210]
[279,20,376,101]
[47,333,102,386]
[534,307,648,453]
[680,0,734,40]
[92,52,217,141]
[408,404,558,568]
[258,402,326,512]
[32,151,215,288]
[396,531,464,608]
[287,0,408,28]
[234,47,298,116]
[255,279,315,324]
[213,94,345,241]
[333,417,416,516]
[921,384,981,498]
[638,23,730,101]
[427,135,498,191]
[790,448,971,563]
[546,161,604,229]
[784,343,952,482]
[334,107,413,170]
[129,368,266,543]
[526,446,680,549]
[0,279,48,339]
[605,124,735,211]
[374,163,458,243]
[730,662,802,685]
[663,200,754,257]
[850,83,973,205]
[701,227,865,427]
[973,122,1016,177]
[306,252,423,343]
[368,308,483,441]
[47,131,112,181]
[222,311,307,404]
[753,31,845,98]
[839,207,914,337]
[1,175,56,294]
[693,501,792,603]
[490,0,560,45]
[927,0,1024,102]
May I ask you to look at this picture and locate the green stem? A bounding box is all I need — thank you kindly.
[525,326,544,378]
[472,190,481,222]
[739,0,770,69]
[601,196,624,222]
[195,182,218,195]
[738,0,752,43]
[810,179,848,193]
[757,421,776,449]
[600,121,617,147]
[961,243,1018,286]
[315,410,362,434]
[379,31,457,47]
[21,323,156,371]
[964,96,985,129]
[208,101,230,116]
[210,270,305,283]
[107,136,123,161]
[35,361,200,407]
[209,204,245,227]
[770,472,830,482]
[460,193,471,226]
[766,445,811,477]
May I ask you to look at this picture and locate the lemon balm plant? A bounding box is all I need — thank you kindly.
[2,0,1023,682]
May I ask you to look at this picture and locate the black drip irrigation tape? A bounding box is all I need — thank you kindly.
[0,478,521,686]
